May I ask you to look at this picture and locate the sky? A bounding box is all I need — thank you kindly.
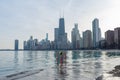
[0,0,120,49]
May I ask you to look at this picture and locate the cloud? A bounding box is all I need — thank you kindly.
[0,0,118,49]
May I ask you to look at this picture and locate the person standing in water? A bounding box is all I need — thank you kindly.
[56,51,66,67]
[60,51,67,66]
[60,52,64,66]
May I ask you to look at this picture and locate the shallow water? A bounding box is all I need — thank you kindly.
[0,50,120,80]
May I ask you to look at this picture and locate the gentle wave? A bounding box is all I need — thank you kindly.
[0,69,44,80]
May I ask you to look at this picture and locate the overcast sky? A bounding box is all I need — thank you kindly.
[0,0,120,49]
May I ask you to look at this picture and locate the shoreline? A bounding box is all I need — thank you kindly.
[96,65,120,80]
[0,49,120,51]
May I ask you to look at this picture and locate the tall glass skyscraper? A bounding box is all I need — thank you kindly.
[83,30,92,49]
[15,39,19,50]
[59,18,65,36]
[71,23,81,49]
[54,17,68,49]
[92,18,101,48]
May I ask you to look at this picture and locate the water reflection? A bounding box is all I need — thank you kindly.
[1,50,120,80]
[82,51,102,58]
[72,51,80,60]
[53,51,103,80]
[23,51,40,70]
[71,51,80,80]
[106,52,120,57]
[13,51,19,73]
[70,51,102,80]
[54,51,67,79]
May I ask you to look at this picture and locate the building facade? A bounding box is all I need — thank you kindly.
[92,18,101,48]
[114,27,120,49]
[105,30,114,48]
[71,23,81,49]
[83,30,92,49]
[15,39,19,50]
[54,17,68,49]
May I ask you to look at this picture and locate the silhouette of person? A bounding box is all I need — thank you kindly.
[55,51,67,67]
[60,52,64,66]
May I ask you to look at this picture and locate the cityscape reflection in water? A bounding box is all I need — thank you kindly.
[0,50,120,80]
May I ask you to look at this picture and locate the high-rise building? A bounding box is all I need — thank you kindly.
[59,18,65,36]
[80,37,83,49]
[33,39,38,49]
[54,28,59,42]
[92,18,101,48]
[82,31,86,48]
[29,36,34,50]
[105,30,114,48]
[58,18,67,42]
[83,30,92,49]
[15,39,19,50]
[71,23,81,49]
[46,33,48,41]
[54,28,59,49]
[98,28,101,41]
[24,36,34,50]
[23,41,27,50]
[114,27,120,49]
[54,17,68,49]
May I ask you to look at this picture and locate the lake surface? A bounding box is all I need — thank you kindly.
[0,50,120,80]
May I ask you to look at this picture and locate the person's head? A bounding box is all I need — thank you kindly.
[60,52,63,55]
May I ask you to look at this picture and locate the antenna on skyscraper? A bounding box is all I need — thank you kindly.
[62,10,64,18]
[59,9,63,18]
[59,10,61,18]
[59,9,64,18]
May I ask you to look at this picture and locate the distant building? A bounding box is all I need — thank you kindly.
[23,34,53,50]
[59,18,65,36]
[33,39,38,49]
[114,27,120,49]
[83,30,92,49]
[105,30,114,48]
[29,36,34,50]
[15,39,19,50]
[92,18,101,48]
[80,37,83,49]
[54,28,59,42]
[98,28,101,42]
[54,28,59,49]
[23,36,35,50]
[46,33,48,41]
[71,23,81,49]
[54,17,68,49]
[23,41,27,50]
[99,39,106,49]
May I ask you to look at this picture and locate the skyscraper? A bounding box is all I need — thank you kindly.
[114,27,120,49]
[54,28,59,49]
[54,28,59,42]
[71,23,81,49]
[105,30,114,48]
[15,39,19,50]
[92,18,101,48]
[98,28,101,42]
[23,41,27,50]
[54,17,68,49]
[59,18,65,36]
[46,33,48,41]
[83,30,92,49]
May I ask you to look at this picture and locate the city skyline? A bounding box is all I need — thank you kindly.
[23,17,120,50]
[1,0,120,49]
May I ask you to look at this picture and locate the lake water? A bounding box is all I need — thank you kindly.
[0,50,120,80]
